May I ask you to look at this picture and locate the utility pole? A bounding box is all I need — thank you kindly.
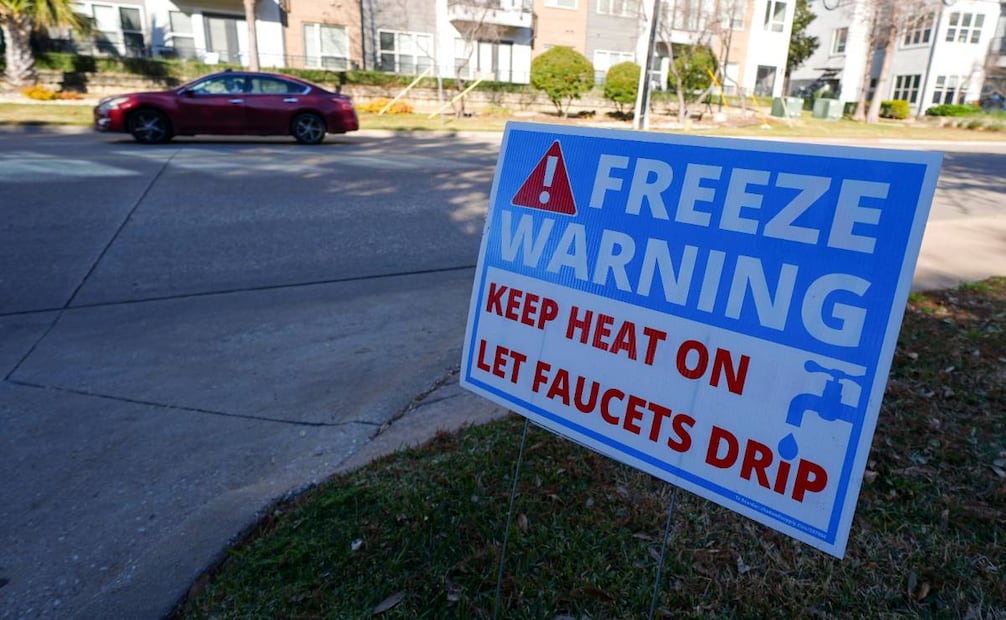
[633,0,662,130]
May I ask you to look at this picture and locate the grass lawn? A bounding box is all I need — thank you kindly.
[4,101,1006,141]
[176,278,1005,618]
[0,102,94,126]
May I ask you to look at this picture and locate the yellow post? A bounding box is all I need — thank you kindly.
[378,66,433,115]
[428,78,484,119]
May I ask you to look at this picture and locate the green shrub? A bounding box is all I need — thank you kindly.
[530,46,594,117]
[879,99,910,119]
[925,103,982,117]
[667,44,717,103]
[603,61,639,114]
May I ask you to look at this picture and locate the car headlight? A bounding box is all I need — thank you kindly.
[97,96,130,112]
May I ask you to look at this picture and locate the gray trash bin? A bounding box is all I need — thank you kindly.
[771,97,804,118]
[812,98,843,120]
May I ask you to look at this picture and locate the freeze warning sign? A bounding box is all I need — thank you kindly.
[461,122,942,558]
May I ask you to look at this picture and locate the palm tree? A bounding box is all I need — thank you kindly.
[243,0,259,70]
[1,0,84,88]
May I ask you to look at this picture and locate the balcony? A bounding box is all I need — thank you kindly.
[448,0,533,30]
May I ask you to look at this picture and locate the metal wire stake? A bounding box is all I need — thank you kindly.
[648,486,680,620]
[494,418,531,620]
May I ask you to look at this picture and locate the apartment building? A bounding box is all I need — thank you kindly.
[789,0,1003,114]
[531,0,793,97]
[53,0,791,97]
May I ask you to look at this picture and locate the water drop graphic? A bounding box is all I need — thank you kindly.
[778,433,799,460]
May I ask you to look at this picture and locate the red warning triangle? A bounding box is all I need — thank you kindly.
[512,141,577,215]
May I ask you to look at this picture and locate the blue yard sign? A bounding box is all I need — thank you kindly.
[461,122,942,558]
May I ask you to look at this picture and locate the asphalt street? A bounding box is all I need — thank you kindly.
[1,129,1005,618]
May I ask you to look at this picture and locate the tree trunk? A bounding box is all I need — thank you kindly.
[1,15,38,88]
[866,18,898,124]
[243,0,260,70]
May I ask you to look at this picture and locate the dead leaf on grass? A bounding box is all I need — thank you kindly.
[517,513,529,532]
[736,555,751,575]
[445,576,461,603]
[373,591,405,614]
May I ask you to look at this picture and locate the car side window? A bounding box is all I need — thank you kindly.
[190,76,246,95]
[248,77,310,95]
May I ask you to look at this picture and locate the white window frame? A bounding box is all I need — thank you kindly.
[596,0,632,16]
[720,0,744,30]
[831,27,847,54]
[304,23,349,70]
[78,2,145,56]
[545,0,578,8]
[593,49,635,83]
[931,75,965,104]
[668,0,710,31]
[166,11,195,58]
[892,73,921,103]
[379,29,434,75]
[946,12,986,44]
[901,13,934,47]
[763,0,787,33]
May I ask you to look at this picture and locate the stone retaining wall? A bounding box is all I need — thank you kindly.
[36,69,621,116]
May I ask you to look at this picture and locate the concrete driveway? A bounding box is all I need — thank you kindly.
[1,129,1004,619]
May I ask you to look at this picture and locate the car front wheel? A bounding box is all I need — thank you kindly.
[292,112,326,145]
[128,109,172,144]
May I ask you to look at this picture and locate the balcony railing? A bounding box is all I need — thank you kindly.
[447,0,533,29]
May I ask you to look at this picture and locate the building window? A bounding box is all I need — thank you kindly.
[763,0,787,32]
[597,0,633,15]
[167,11,195,58]
[720,0,744,29]
[304,24,348,70]
[379,30,433,75]
[946,12,986,44]
[455,39,515,81]
[892,74,921,102]
[755,65,777,96]
[931,75,965,104]
[594,49,634,83]
[722,62,740,94]
[902,13,934,46]
[832,27,847,54]
[545,0,577,8]
[85,3,145,56]
[667,0,709,31]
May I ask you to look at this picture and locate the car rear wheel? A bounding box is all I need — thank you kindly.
[128,109,172,144]
[292,112,326,145]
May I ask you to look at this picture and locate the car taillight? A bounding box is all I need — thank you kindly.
[332,98,352,110]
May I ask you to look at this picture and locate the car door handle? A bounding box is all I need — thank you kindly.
[283,98,299,103]
[229,98,244,104]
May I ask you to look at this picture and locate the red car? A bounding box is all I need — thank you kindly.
[94,70,359,145]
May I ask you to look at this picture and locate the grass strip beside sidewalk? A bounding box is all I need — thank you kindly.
[178,278,1005,619]
[5,102,1006,139]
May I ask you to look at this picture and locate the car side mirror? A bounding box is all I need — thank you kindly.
[180,88,194,98]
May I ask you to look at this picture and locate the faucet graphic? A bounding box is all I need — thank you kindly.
[786,360,864,428]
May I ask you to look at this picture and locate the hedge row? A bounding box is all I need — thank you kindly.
[31,52,532,94]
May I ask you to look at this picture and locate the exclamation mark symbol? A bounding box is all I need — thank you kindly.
[539,155,558,205]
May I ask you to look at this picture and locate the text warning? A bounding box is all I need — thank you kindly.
[462,123,942,558]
